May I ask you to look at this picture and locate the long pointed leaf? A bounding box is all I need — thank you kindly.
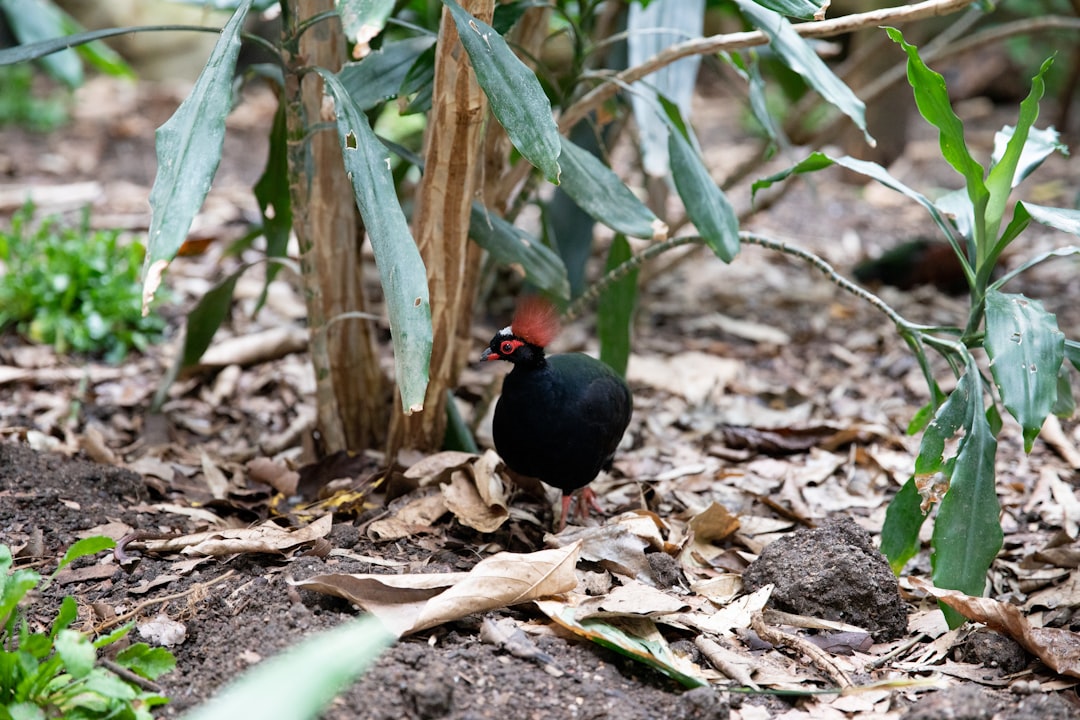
[0,23,220,67]
[991,124,1066,189]
[0,0,81,85]
[316,69,433,414]
[558,136,667,241]
[143,0,252,312]
[886,27,987,253]
[598,235,637,377]
[442,0,561,183]
[984,290,1064,452]
[932,369,1001,628]
[663,100,738,261]
[881,478,929,575]
[984,57,1053,245]
[470,203,570,300]
[738,0,871,145]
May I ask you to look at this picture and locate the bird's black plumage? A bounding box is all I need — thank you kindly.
[482,318,632,529]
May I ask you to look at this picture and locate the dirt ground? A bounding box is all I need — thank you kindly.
[2,55,1080,720]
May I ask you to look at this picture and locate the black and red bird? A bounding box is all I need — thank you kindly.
[481,297,633,531]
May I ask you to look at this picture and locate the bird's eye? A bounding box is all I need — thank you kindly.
[500,340,515,354]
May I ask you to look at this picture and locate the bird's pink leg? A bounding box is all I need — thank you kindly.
[558,494,573,532]
[578,487,604,519]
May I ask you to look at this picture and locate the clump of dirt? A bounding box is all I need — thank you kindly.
[741,515,909,640]
[900,684,1078,720]
[954,628,1030,675]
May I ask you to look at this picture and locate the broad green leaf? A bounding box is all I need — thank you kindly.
[663,100,738,261]
[55,536,115,575]
[470,203,570,300]
[1052,365,1075,419]
[1022,203,1080,236]
[738,0,871,145]
[880,478,928,574]
[627,0,703,177]
[253,102,293,306]
[442,0,561,184]
[991,124,1065,189]
[984,57,1053,247]
[399,43,436,115]
[0,0,81,86]
[984,290,1064,452]
[55,629,95,679]
[752,0,827,19]
[886,28,987,250]
[180,615,394,720]
[338,36,436,111]
[317,69,433,414]
[754,152,971,281]
[143,0,251,312]
[115,643,177,680]
[50,596,77,637]
[913,373,974,477]
[932,376,1001,628]
[1067,339,1080,373]
[336,0,394,54]
[558,136,667,240]
[598,235,638,377]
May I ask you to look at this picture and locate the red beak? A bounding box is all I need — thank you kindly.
[481,348,499,362]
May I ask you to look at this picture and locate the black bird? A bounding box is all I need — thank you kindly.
[482,297,633,530]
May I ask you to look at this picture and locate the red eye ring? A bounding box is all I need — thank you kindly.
[500,340,515,354]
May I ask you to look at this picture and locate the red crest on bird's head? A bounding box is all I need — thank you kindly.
[511,296,561,348]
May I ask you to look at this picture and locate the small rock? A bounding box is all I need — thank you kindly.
[673,686,729,720]
[955,628,1029,674]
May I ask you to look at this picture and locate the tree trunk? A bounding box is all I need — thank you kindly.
[283,0,387,453]
[389,0,495,455]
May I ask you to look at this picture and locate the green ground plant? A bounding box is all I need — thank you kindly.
[0,538,175,720]
[0,204,167,362]
[0,64,68,131]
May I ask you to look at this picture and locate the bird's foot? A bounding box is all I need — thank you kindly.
[557,488,605,532]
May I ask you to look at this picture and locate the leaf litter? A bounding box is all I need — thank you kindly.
[1,77,1079,719]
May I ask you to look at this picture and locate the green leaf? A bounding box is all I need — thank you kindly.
[886,27,987,253]
[914,372,973,477]
[152,266,246,412]
[470,203,570,300]
[738,0,871,145]
[598,235,637,378]
[983,57,1053,249]
[754,152,972,282]
[337,36,436,112]
[336,0,394,52]
[0,24,217,67]
[115,643,176,680]
[55,536,115,576]
[880,478,928,574]
[557,137,666,240]
[984,290,1065,452]
[1022,203,1080,236]
[54,629,95,679]
[991,124,1066,189]
[0,0,81,86]
[627,0,703,177]
[179,615,394,720]
[990,243,1080,291]
[1052,365,1075,419]
[253,102,293,308]
[143,0,251,311]
[931,371,1001,627]
[752,0,827,19]
[316,69,433,414]
[663,100,738,261]
[50,596,77,637]
[442,0,561,184]
[1066,339,1080,373]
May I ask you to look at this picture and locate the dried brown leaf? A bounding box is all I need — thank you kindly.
[367,493,448,541]
[294,542,582,637]
[247,456,300,496]
[441,469,509,533]
[141,514,333,556]
[911,577,1080,678]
